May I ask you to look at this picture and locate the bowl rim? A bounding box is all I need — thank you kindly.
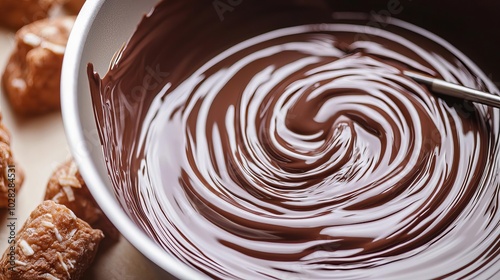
[61,1,206,279]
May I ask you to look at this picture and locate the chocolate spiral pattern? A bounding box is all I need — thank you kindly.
[89,8,500,280]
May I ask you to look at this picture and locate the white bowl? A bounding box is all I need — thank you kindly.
[61,0,206,278]
[61,1,499,279]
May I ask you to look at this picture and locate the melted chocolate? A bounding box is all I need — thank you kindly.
[88,0,500,278]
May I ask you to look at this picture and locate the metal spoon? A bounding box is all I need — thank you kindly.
[404,70,500,108]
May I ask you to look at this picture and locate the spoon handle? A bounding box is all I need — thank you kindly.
[404,70,500,108]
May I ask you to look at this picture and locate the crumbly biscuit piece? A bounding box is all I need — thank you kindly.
[45,160,120,241]
[65,0,85,14]
[0,113,24,208]
[0,200,104,280]
[2,16,75,115]
[0,0,58,30]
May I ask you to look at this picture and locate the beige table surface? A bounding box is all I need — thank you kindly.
[0,25,175,280]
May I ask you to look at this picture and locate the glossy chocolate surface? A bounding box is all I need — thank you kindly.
[88,1,500,278]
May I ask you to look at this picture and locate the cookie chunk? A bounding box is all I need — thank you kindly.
[0,0,57,30]
[0,113,24,209]
[0,200,104,280]
[65,0,85,14]
[2,16,75,115]
[45,160,120,241]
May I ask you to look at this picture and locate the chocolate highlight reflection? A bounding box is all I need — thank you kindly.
[88,1,500,279]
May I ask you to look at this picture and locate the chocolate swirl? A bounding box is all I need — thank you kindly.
[89,1,500,279]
